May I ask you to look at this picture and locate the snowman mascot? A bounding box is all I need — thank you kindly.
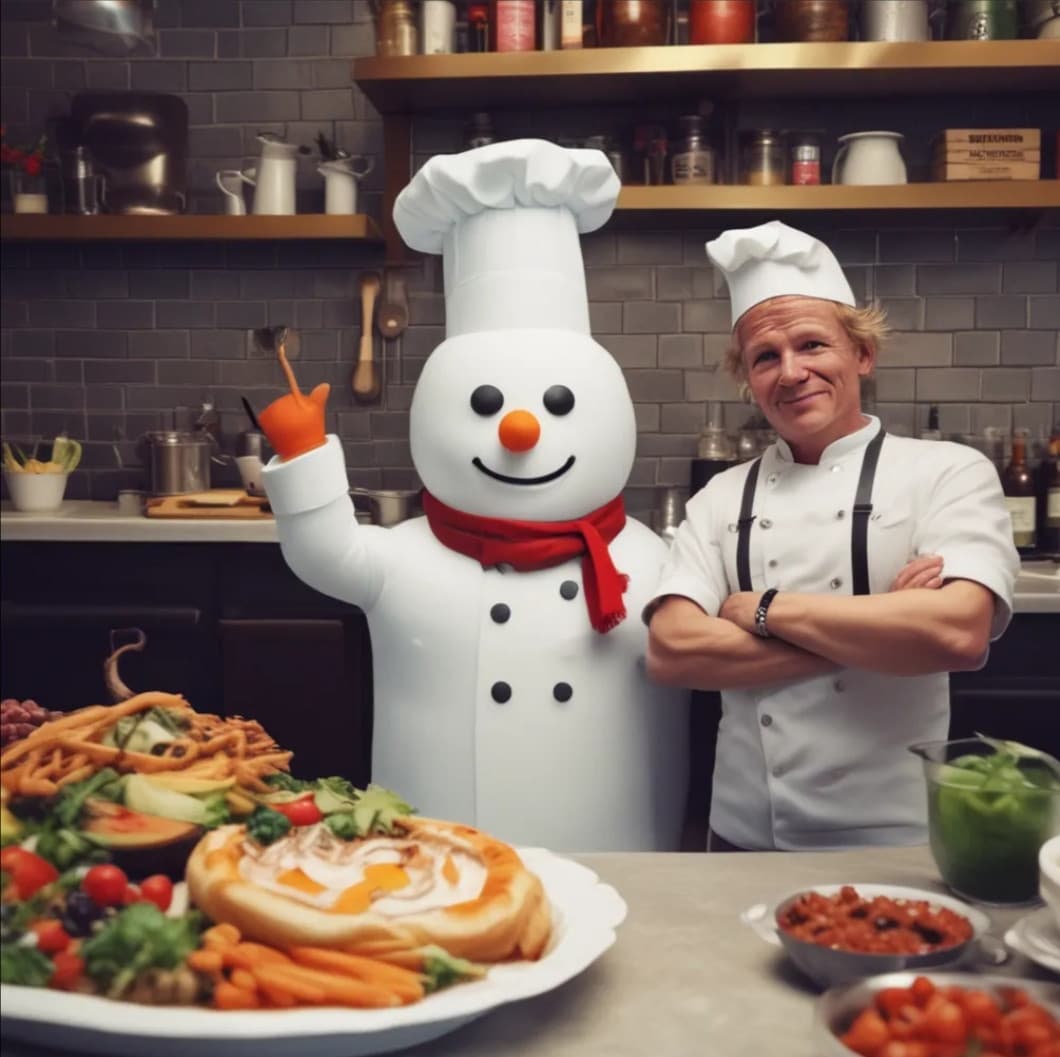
[259,139,688,851]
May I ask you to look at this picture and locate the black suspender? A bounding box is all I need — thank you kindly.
[734,428,886,596]
[735,458,762,593]
[851,428,886,596]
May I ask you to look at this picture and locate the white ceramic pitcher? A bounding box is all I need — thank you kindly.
[241,134,300,215]
[833,131,908,185]
[216,169,249,215]
[317,155,375,215]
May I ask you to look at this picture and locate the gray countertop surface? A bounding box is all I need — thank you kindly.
[1,845,1055,1057]
[2,502,1057,612]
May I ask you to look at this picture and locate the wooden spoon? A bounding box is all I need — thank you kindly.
[353,271,382,404]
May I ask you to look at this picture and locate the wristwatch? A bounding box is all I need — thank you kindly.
[754,588,779,639]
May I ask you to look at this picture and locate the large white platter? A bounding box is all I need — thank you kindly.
[0,848,627,1057]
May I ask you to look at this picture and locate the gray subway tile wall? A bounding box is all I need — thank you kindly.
[1,0,1058,517]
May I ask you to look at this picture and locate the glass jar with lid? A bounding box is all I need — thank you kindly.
[788,131,821,185]
[596,0,670,46]
[740,129,786,186]
[374,0,418,56]
[671,115,715,185]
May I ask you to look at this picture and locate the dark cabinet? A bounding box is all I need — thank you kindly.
[0,542,373,786]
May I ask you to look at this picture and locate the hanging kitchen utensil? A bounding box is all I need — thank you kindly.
[377,269,409,340]
[241,395,263,433]
[353,272,382,404]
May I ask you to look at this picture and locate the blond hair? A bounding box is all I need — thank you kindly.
[723,301,891,382]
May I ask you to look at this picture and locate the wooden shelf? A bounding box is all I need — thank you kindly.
[353,41,1060,113]
[616,181,1060,212]
[0,214,384,242]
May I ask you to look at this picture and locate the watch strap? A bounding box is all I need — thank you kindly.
[754,588,778,638]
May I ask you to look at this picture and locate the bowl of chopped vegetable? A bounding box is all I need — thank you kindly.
[3,435,81,512]
[814,971,1060,1056]
[742,883,989,989]
[910,736,1060,906]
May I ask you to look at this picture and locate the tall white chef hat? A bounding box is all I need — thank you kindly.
[393,139,619,339]
[706,220,855,329]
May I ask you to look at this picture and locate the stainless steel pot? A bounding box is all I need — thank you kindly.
[860,0,930,39]
[349,487,422,527]
[139,430,226,496]
[945,0,1020,37]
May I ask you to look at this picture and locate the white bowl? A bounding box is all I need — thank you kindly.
[1040,834,1060,931]
[742,882,990,988]
[4,471,69,512]
[235,455,264,496]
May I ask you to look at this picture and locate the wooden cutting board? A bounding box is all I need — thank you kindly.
[144,490,272,519]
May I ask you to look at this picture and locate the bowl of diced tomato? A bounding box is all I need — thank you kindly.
[770,884,990,988]
[815,971,1060,1057]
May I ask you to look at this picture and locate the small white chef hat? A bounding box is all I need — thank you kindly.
[393,139,619,339]
[706,220,855,329]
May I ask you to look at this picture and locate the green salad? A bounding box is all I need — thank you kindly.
[927,739,1060,903]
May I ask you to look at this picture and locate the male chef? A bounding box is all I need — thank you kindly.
[645,220,1019,852]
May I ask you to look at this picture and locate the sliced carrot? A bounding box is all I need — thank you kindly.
[288,947,424,1002]
[261,963,399,1008]
[229,968,258,992]
[213,980,261,1010]
[187,948,224,975]
[253,965,328,1005]
[258,980,298,1008]
[221,942,292,971]
[202,923,241,949]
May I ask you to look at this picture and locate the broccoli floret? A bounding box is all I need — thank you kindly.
[245,806,291,846]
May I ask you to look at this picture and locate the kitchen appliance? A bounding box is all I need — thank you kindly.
[833,131,907,185]
[139,431,228,497]
[70,92,187,215]
[241,134,300,216]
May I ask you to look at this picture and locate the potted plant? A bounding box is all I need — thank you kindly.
[1,126,49,213]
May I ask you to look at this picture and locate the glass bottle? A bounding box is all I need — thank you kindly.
[489,0,536,51]
[375,0,418,56]
[671,115,715,185]
[920,404,942,441]
[741,129,786,186]
[1001,428,1038,552]
[467,2,489,51]
[1038,424,1060,554]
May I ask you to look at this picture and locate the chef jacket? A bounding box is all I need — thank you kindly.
[649,416,1019,850]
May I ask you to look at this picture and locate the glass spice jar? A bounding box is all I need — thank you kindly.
[740,129,786,186]
[789,133,821,185]
[596,0,670,46]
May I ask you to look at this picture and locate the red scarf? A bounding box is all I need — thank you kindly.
[422,492,630,633]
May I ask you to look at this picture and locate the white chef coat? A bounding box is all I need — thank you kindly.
[650,416,1019,850]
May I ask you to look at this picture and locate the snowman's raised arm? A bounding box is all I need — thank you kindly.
[263,436,387,610]
[394,140,619,339]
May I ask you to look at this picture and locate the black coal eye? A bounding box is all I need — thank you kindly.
[543,385,575,416]
[470,384,504,416]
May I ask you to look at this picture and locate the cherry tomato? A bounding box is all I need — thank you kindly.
[139,874,174,912]
[841,1008,890,1056]
[274,795,322,827]
[121,883,142,905]
[82,864,129,907]
[0,847,59,900]
[30,919,72,954]
[923,998,967,1044]
[49,950,85,991]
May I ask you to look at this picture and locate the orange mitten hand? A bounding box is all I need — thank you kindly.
[259,382,330,461]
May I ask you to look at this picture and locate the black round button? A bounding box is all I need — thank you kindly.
[491,681,512,703]
[559,580,579,600]
[553,682,572,703]
[490,603,511,624]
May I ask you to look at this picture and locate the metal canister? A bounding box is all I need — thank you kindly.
[741,129,786,186]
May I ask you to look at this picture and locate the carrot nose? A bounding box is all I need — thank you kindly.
[498,410,540,452]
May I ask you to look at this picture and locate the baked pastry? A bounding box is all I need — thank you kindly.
[185,816,551,962]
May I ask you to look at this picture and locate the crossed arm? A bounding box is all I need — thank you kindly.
[646,556,996,691]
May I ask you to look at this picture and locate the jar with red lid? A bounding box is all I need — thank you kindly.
[596,0,670,46]
[789,133,821,185]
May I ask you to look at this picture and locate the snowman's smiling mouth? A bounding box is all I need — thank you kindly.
[472,455,576,485]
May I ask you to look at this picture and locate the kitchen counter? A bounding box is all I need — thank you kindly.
[3,501,1057,612]
[1,845,1054,1057]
